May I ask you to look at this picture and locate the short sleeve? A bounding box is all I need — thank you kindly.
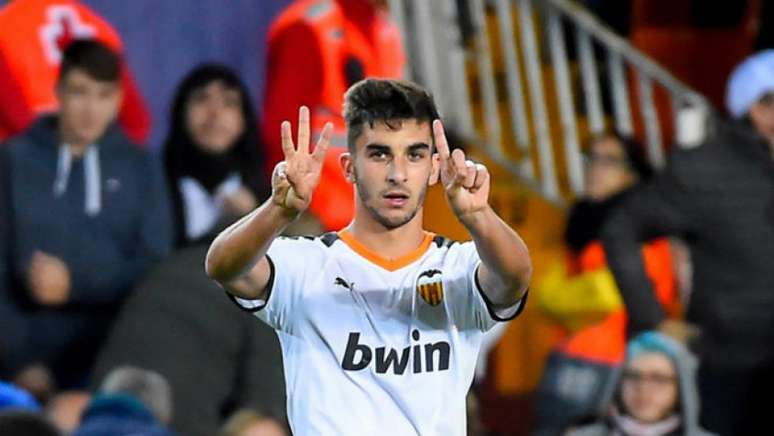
[447,242,527,332]
[229,236,322,332]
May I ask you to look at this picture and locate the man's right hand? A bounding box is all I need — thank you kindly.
[272,106,332,214]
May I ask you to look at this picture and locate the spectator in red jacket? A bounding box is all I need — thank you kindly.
[0,0,150,143]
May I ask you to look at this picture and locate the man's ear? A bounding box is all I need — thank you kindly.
[340,152,355,183]
[428,152,440,185]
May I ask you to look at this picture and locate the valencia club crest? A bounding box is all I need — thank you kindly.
[417,269,444,306]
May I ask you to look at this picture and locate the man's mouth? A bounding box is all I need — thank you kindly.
[382,191,409,207]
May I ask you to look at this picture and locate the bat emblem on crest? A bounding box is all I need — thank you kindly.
[416,269,444,306]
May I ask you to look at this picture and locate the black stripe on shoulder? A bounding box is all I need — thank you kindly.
[279,234,316,241]
[432,235,459,248]
[319,232,340,247]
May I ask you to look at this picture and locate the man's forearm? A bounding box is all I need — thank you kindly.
[601,211,665,333]
[460,206,532,306]
[205,199,297,286]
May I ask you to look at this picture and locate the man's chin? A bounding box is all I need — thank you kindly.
[370,208,418,230]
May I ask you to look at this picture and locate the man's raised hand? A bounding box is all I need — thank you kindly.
[433,119,491,222]
[272,106,332,214]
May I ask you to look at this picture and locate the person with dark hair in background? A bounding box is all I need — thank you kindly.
[89,63,284,436]
[601,50,774,435]
[534,134,679,436]
[74,366,176,436]
[164,64,270,246]
[0,39,172,394]
[206,78,532,435]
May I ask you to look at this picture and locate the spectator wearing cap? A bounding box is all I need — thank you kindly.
[601,50,774,436]
[566,332,715,436]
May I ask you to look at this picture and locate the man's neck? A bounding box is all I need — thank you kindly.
[346,210,427,260]
[59,127,89,157]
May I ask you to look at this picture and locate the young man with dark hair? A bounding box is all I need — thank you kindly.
[0,0,151,143]
[0,39,172,390]
[206,78,532,435]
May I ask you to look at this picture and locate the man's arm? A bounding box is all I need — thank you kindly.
[462,207,531,307]
[433,121,532,307]
[600,159,692,334]
[206,107,332,299]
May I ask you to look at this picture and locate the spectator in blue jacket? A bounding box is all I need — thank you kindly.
[0,39,172,393]
[74,366,176,436]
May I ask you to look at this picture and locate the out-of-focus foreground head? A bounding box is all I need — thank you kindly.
[100,366,173,425]
[726,49,774,144]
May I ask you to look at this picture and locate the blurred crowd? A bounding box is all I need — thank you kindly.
[0,0,772,435]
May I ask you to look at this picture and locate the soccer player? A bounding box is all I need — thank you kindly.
[205,79,531,435]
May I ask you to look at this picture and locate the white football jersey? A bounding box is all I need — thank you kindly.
[230,231,526,436]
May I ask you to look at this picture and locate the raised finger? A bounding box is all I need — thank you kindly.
[297,106,311,154]
[313,122,333,161]
[472,163,489,191]
[463,160,477,189]
[432,120,451,163]
[281,121,295,159]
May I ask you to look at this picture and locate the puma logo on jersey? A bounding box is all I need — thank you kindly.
[417,269,444,306]
[341,330,450,375]
[334,277,353,290]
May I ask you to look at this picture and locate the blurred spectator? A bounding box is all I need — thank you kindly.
[466,392,486,436]
[0,380,40,411]
[163,64,270,246]
[566,332,714,436]
[0,39,172,391]
[601,50,774,435]
[45,391,91,434]
[0,0,150,143]
[0,410,61,436]
[220,409,289,436]
[261,0,405,231]
[92,243,286,436]
[533,134,679,436]
[73,366,176,436]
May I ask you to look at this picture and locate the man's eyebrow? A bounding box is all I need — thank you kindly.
[407,143,431,151]
[364,143,391,153]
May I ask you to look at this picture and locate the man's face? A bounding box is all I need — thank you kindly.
[749,93,774,146]
[56,68,122,146]
[343,119,439,229]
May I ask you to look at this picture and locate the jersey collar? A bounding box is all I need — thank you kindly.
[337,230,435,271]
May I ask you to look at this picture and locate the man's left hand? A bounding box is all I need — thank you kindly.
[433,119,490,224]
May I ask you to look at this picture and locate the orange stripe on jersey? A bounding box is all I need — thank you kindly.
[338,230,435,272]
